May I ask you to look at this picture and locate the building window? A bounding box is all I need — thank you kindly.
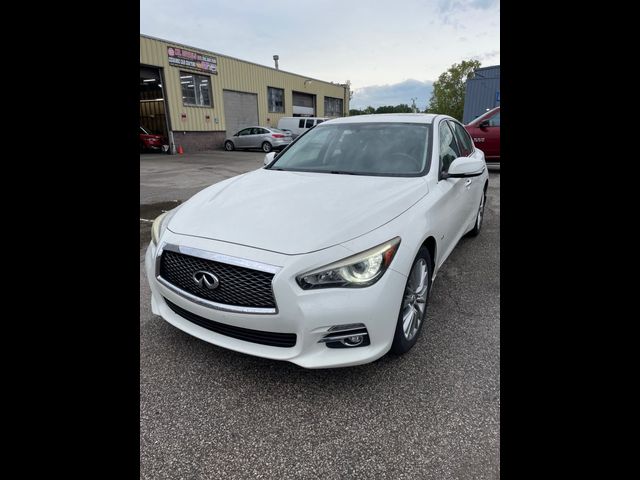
[180,71,212,107]
[268,87,284,113]
[324,96,343,117]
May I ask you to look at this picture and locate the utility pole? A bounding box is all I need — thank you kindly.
[411,97,418,113]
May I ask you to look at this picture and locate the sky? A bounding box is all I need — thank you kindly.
[140,0,499,110]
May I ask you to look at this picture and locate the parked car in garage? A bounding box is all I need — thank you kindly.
[146,113,488,368]
[224,126,292,153]
[140,126,169,153]
[465,106,500,164]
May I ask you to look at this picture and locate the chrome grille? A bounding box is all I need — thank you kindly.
[159,250,276,309]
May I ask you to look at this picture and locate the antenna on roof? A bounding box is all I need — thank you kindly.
[273,55,279,70]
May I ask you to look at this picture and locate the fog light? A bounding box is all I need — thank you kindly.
[343,335,364,346]
[318,323,370,348]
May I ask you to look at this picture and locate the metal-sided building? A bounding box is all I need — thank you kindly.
[462,65,500,124]
[140,34,350,153]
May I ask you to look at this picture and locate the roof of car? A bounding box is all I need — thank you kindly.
[323,113,442,125]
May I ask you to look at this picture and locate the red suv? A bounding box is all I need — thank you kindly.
[465,106,500,164]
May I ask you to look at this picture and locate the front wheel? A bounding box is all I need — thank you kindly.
[262,142,273,153]
[224,141,235,151]
[390,247,432,355]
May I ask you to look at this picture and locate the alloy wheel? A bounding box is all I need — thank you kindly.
[401,258,429,340]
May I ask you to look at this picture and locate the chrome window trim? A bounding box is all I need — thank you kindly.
[155,242,281,315]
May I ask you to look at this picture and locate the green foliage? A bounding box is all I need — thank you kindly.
[349,104,415,116]
[427,59,481,121]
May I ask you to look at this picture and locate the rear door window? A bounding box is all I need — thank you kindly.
[305,119,315,128]
[299,119,305,128]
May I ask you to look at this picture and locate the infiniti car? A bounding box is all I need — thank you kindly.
[146,114,488,368]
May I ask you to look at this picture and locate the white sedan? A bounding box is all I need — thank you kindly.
[145,114,489,368]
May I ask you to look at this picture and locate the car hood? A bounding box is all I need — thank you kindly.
[168,168,428,255]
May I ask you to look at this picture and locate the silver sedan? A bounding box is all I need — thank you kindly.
[224,126,292,153]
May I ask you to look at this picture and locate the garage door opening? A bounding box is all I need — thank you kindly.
[292,91,316,117]
[140,66,171,153]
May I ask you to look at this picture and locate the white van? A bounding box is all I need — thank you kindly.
[277,117,329,138]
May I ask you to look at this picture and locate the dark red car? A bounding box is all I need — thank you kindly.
[465,106,500,164]
[140,126,168,152]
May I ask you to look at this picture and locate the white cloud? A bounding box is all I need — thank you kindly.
[351,80,434,110]
[140,0,499,96]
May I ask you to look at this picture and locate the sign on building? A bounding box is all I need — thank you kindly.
[167,47,217,75]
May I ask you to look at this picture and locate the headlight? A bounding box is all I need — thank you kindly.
[297,237,401,290]
[151,208,179,246]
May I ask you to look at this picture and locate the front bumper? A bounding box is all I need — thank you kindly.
[144,142,169,152]
[144,231,407,368]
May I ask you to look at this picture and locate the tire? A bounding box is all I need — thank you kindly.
[262,142,273,153]
[467,188,486,237]
[391,247,433,355]
[224,141,235,151]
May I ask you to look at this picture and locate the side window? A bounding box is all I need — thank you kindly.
[238,128,251,136]
[439,122,461,172]
[305,119,315,128]
[258,128,269,135]
[299,119,306,128]
[489,111,500,127]
[450,121,474,156]
[316,119,324,124]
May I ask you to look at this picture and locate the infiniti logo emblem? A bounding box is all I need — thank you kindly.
[192,270,220,290]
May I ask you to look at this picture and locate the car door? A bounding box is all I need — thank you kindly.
[429,119,469,266]
[234,128,252,148]
[449,119,484,231]
[255,128,270,148]
[246,127,262,148]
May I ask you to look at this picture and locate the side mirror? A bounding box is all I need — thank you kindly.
[479,120,490,129]
[263,152,276,166]
[442,157,485,179]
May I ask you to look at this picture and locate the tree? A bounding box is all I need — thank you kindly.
[427,59,481,121]
[349,104,414,116]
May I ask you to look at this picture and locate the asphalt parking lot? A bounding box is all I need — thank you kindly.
[140,150,500,479]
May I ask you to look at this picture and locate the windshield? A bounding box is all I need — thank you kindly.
[269,122,431,176]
